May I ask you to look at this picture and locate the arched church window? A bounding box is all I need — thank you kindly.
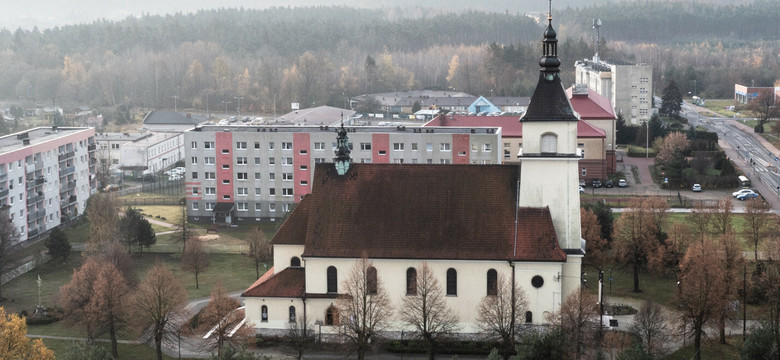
[327,266,337,293]
[487,269,498,296]
[406,267,417,295]
[291,257,301,267]
[541,133,558,154]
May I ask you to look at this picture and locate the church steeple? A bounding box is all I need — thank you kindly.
[333,117,351,175]
[521,0,578,123]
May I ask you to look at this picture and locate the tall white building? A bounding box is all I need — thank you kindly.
[575,58,652,125]
[0,127,96,242]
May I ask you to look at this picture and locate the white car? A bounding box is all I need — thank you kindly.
[168,174,183,181]
[732,189,755,197]
[692,184,702,192]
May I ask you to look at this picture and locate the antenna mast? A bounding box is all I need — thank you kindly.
[592,18,602,62]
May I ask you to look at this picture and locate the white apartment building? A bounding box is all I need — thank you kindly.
[0,127,96,242]
[119,132,184,174]
[575,58,653,125]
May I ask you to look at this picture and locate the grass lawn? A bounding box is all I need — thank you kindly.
[134,205,182,223]
[38,338,200,360]
[662,336,742,360]
[700,99,741,118]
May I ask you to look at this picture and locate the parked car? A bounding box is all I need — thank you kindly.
[618,179,628,188]
[579,179,586,187]
[579,186,585,194]
[737,192,760,201]
[732,189,756,198]
[592,179,602,188]
[168,174,182,181]
[605,179,614,188]
[103,184,120,192]
[692,184,702,192]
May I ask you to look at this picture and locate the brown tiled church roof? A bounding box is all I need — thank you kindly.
[290,163,565,262]
[271,196,311,245]
[242,267,305,297]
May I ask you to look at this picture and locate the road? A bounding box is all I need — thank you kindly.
[682,101,780,211]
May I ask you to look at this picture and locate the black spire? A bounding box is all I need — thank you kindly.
[521,0,578,122]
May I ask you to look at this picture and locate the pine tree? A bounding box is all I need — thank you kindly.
[660,80,683,118]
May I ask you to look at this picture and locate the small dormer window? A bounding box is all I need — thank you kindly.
[541,133,557,154]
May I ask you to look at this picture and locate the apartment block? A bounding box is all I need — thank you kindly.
[184,125,502,223]
[575,58,652,125]
[0,127,96,242]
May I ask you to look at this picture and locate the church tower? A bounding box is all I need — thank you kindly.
[518,2,583,299]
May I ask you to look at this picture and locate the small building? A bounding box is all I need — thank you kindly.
[575,57,652,126]
[734,84,779,105]
[142,111,210,132]
[119,132,184,174]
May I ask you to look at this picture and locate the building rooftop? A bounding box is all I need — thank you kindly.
[121,132,180,148]
[566,85,616,120]
[95,132,150,142]
[0,127,92,155]
[142,110,209,126]
[189,124,502,136]
[277,106,356,126]
[424,115,604,138]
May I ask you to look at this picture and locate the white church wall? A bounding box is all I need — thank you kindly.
[273,244,305,272]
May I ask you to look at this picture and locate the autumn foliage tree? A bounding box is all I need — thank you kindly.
[711,198,734,236]
[198,282,248,358]
[716,232,743,344]
[547,288,600,360]
[246,226,271,279]
[85,193,119,251]
[613,197,668,292]
[132,262,188,360]
[476,273,528,360]
[676,240,727,360]
[337,257,393,360]
[399,262,459,360]
[654,132,690,169]
[0,307,55,360]
[743,198,772,261]
[582,208,610,271]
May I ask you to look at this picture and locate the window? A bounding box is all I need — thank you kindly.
[204,157,215,165]
[483,144,492,152]
[299,149,307,155]
[581,168,587,177]
[283,188,293,196]
[541,133,557,153]
[237,173,248,180]
[269,188,275,196]
[440,143,451,151]
[327,266,337,293]
[361,158,371,163]
[192,202,199,210]
[268,142,275,150]
[487,269,498,296]
[191,172,198,179]
[291,257,301,267]
[261,306,268,322]
[393,143,404,151]
[440,159,451,164]
[367,266,378,294]
[268,158,275,165]
[282,157,293,165]
[531,275,544,288]
[283,203,291,212]
[472,143,478,151]
[269,173,275,180]
[282,142,293,150]
[255,172,262,180]
[360,143,371,151]
[426,143,433,151]
[393,159,403,164]
[254,142,260,149]
[447,268,457,296]
[326,306,339,326]
[222,164,230,169]
[237,188,248,196]
[300,180,308,186]
[221,149,230,154]
[504,150,511,158]
[315,158,326,164]
[204,141,214,149]
[222,179,230,185]
[255,188,262,195]
[205,187,216,195]
[300,165,308,171]
[269,203,276,212]
[254,157,261,165]
[289,306,296,323]
[525,311,533,323]
[191,141,198,149]
[191,157,198,165]
[255,203,262,211]
[236,141,247,149]
[223,194,231,200]
[206,202,215,211]
[205,172,215,180]
[237,157,247,165]
[378,151,386,156]
[411,143,418,151]
[314,142,325,150]
[458,151,466,156]
[237,203,247,211]
[283,173,293,181]
[406,268,417,295]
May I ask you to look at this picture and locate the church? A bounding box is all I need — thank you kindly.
[241,7,584,337]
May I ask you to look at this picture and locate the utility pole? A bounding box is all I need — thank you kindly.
[221,100,231,119]
[234,96,244,119]
[171,95,179,112]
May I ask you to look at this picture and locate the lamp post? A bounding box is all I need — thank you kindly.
[221,100,232,118]
[643,119,649,158]
[234,96,244,119]
[314,320,322,342]
[171,95,179,112]
[205,92,211,118]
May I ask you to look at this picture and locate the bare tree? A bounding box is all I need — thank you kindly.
[676,240,727,360]
[246,226,271,279]
[399,262,459,360]
[629,300,669,357]
[99,240,137,287]
[84,193,119,251]
[60,257,102,339]
[91,260,131,358]
[337,256,394,360]
[716,232,743,344]
[284,308,315,360]
[648,223,690,279]
[132,262,188,360]
[548,288,600,360]
[172,203,196,252]
[710,198,733,236]
[181,237,210,289]
[744,198,772,261]
[197,282,249,358]
[476,273,527,360]
[0,216,19,301]
[688,202,712,242]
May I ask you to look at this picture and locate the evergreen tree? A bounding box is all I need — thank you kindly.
[615,113,636,145]
[660,80,683,118]
[44,227,71,261]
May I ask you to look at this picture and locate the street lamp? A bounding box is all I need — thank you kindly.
[171,95,179,112]
[234,96,244,119]
[221,100,232,119]
[643,120,649,158]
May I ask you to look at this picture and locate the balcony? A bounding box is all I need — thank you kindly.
[60,181,76,193]
[27,228,39,238]
[35,161,44,170]
[0,189,8,199]
[58,166,75,176]
[58,151,75,161]
[68,195,77,204]
[88,143,96,151]
[0,173,7,181]
[27,209,46,221]
[27,194,43,204]
[35,177,44,185]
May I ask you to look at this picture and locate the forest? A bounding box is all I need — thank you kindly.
[0,2,776,120]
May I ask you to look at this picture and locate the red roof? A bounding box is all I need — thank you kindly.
[242,267,306,297]
[424,115,604,139]
[271,195,310,245]
[293,163,566,262]
[566,86,616,120]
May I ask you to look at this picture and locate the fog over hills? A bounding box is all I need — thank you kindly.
[6,0,757,30]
